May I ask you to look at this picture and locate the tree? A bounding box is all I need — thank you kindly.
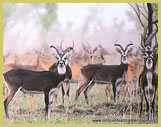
[128,3,158,46]
[129,3,158,71]
[3,4,17,33]
[40,3,58,32]
[29,3,58,51]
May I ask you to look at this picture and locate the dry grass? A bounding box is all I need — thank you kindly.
[3,83,158,124]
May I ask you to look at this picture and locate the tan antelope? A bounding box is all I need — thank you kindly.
[3,52,50,72]
[123,50,144,101]
[82,42,106,64]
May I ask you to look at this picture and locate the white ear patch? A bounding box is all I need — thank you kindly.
[116,47,123,54]
[66,50,73,58]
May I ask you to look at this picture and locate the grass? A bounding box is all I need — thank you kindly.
[3,83,158,124]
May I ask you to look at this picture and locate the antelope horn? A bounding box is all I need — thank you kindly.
[82,43,89,53]
[86,42,91,48]
[50,45,60,54]
[153,34,158,50]
[140,34,145,49]
[114,44,124,51]
[64,41,74,53]
[153,42,158,51]
[60,40,63,50]
[72,40,74,49]
[93,46,99,52]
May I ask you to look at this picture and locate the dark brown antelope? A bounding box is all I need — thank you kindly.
[49,41,74,104]
[3,51,53,98]
[139,34,158,120]
[3,43,73,120]
[75,43,133,104]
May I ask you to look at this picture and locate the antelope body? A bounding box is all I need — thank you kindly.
[75,43,133,104]
[139,40,158,120]
[139,63,158,120]
[3,43,73,120]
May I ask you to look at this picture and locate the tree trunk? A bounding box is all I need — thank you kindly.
[147,3,153,46]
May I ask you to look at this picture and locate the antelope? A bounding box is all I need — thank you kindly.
[49,41,74,104]
[3,51,53,73]
[3,53,17,65]
[75,43,133,104]
[124,56,143,100]
[105,47,144,102]
[3,52,52,97]
[82,43,114,101]
[82,43,106,64]
[139,35,158,120]
[51,42,106,103]
[120,48,144,101]
[49,42,107,104]
[69,43,107,82]
[3,43,74,120]
[68,43,107,83]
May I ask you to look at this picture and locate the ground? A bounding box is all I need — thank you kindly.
[3,83,158,124]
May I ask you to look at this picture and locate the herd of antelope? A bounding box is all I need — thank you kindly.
[3,32,158,120]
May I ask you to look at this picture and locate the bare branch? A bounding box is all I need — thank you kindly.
[128,3,144,28]
[145,27,158,46]
[143,3,148,15]
[136,4,148,20]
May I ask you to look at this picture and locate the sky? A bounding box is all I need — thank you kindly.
[56,3,139,51]
[58,3,135,30]
[4,3,141,55]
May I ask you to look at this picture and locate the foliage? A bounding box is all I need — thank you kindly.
[153,3,158,19]
[40,3,58,32]
[3,4,17,31]
[127,3,158,46]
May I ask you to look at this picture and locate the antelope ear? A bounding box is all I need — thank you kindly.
[153,48,158,55]
[66,49,74,58]
[116,47,123,54]
[126,47,133,55]
[84,48,89,53]
[93,46,99,53]
[82,43,89,53]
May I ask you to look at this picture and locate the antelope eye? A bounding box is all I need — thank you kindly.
[144,55,148,58]
[56,56,59,60]
[144,53,148,57]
